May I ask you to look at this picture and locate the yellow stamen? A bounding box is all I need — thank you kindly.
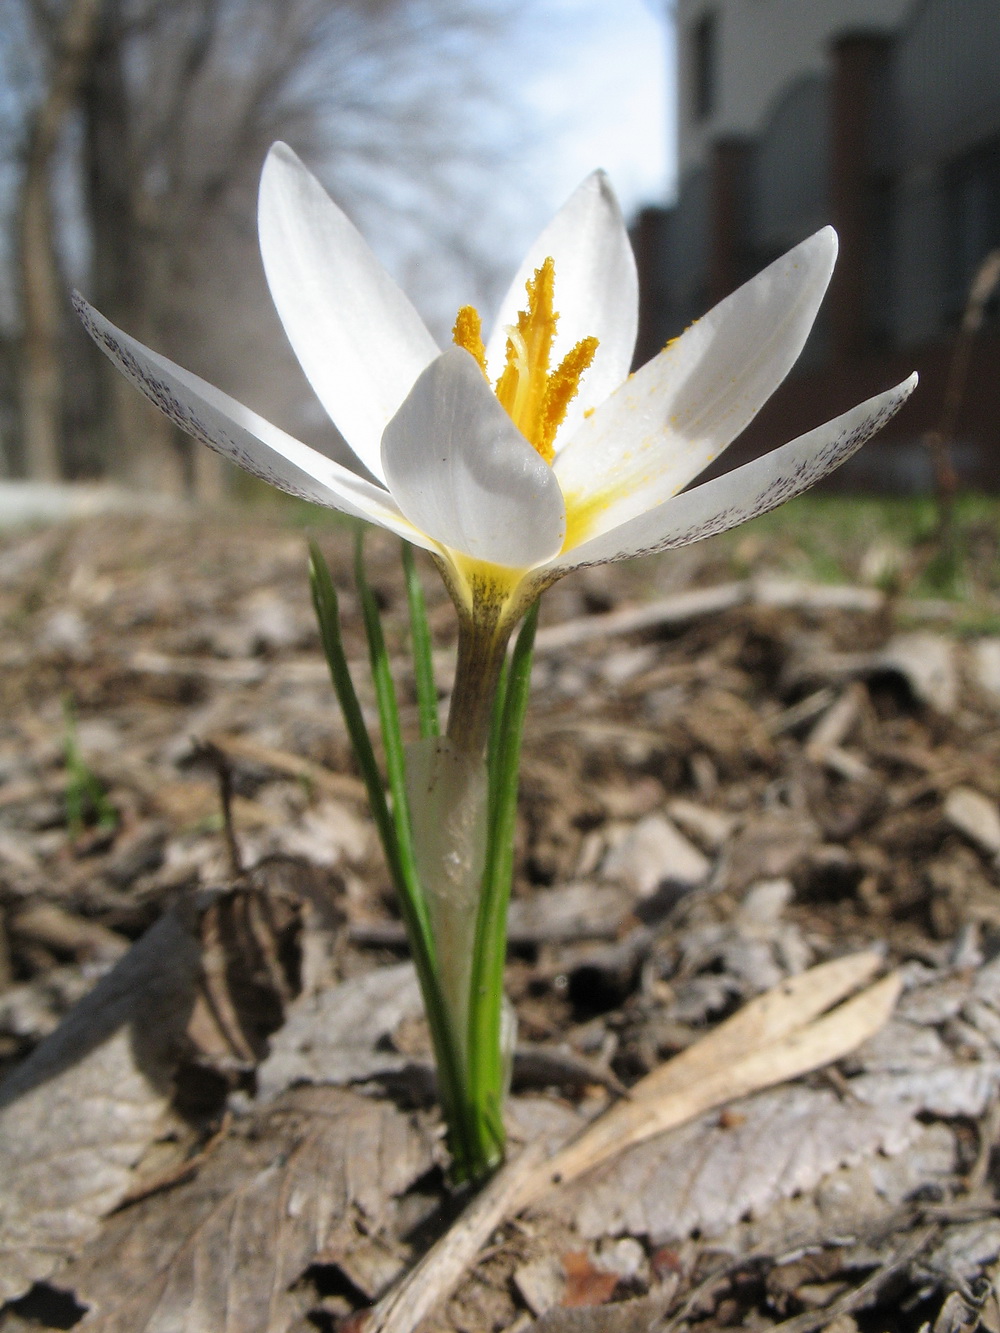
[494,337,520,419]
[452,305,488,377]
[495,257,559,447]
[535,336,599,464]
[452,256,599,467]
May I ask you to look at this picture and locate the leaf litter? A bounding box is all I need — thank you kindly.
[2,511,1000,1330]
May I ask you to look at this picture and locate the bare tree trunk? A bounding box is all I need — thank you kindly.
[82,0,187,494]
[18,0,102,480]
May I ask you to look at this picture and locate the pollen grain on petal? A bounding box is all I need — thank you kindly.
[452,305,488,377]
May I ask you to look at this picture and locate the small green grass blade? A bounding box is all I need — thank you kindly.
[308,541,401,876]
[402,541,439,739]
[62,696,117,836]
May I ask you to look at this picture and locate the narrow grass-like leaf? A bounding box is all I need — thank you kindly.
[402,541,439,739]
[309,542,400,872]
[310,538,478,1175]
[468,600,540,1131]
[353,529,426,930]
[62,696,118,836]
[351,531,491,1178]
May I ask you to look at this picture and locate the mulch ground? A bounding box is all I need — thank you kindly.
[3,506,1000,1333]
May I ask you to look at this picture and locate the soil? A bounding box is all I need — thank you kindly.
[2,506,1000,1333]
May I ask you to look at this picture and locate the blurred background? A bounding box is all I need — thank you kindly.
[0,0,670,496]
[646,0,1000,495]
[0,0,998,501]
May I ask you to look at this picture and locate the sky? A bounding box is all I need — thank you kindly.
[522,0,677,221]
[378,0,679,341]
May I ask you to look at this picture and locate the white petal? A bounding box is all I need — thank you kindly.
[545,374,917,573]
[74,293,435,550]
[553,228,839,543]
[484,171,638,444]
[258,142,440,483]
[381,347,565,568]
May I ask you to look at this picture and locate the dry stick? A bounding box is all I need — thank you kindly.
[533,582,750,654]
[363,955,900,1333]
[925,248,1000,547]
[765,1224,938,1333]
[206,731,368,803]
[514,971,901,1211]
[363,1141,550,1333]
[660,1258,760,1333]
[200,741,244,877]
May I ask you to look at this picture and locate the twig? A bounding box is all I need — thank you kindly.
[658,1257,758,1332]
[199,740,244,877]
[533,583,749,654]
[765,1225,938,1333]
[358,954,900,1333]
[363,1141,549,1333]
[206,731,368,803]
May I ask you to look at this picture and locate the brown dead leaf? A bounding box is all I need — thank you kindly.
[560,1252,619,1308]
[256,962,423,1100]
[546,1083,920,1244]
[0,912,201,1303]
[187,884,302,1076]
[63,1087,434,1333]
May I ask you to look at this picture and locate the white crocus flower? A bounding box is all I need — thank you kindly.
[76,141,916,751]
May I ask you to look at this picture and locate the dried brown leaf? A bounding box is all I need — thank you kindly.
[0,912,201,1303]
[526,1286,675,1333]
[256,963,423,1100]
[560,1252,619,1308]
[547,1084,920,1244]
[65,1088,434,1333]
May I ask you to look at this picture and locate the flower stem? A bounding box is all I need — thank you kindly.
[467,601,539,1144]
[447,608,511,759]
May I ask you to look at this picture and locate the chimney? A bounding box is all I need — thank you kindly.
[829,32,889,360]
[708,137,751,305]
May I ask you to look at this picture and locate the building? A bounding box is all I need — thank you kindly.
[636,0,1000,489]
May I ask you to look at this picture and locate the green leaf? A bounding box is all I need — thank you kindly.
[402,541,439,739]
[308,541,401,876]
[62,696,117,836]
[353,530,431,940]
[310,534,508,1184]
